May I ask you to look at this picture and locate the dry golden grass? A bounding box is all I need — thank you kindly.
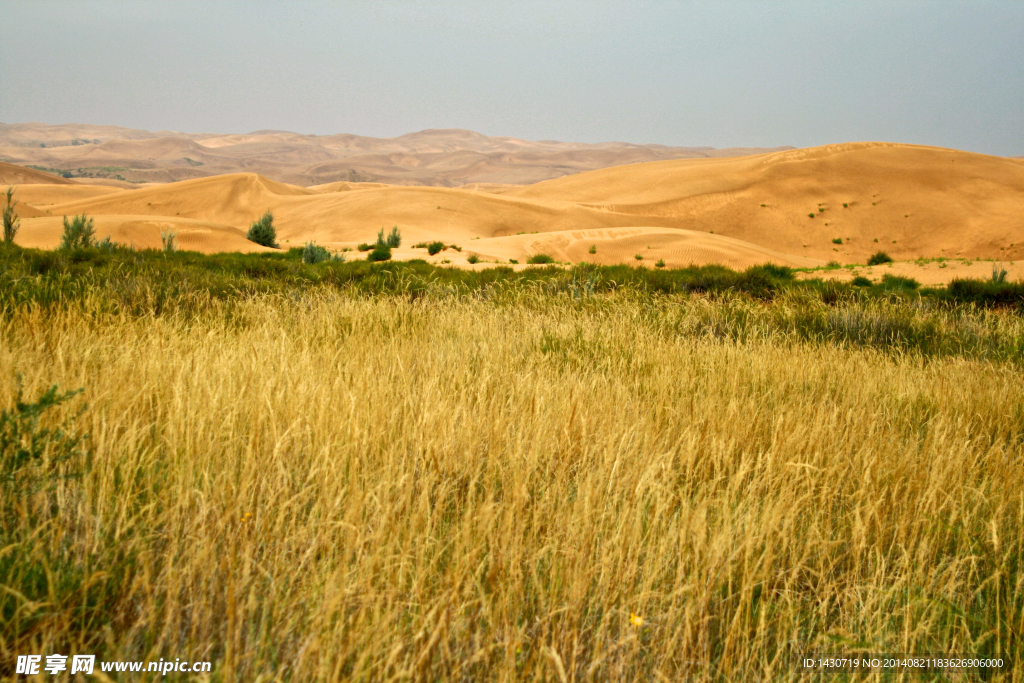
[2,289,1022,680]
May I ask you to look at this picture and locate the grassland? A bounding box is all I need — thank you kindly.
[1,245,1022,681]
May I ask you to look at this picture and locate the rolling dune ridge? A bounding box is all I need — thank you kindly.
[0,122,793,187]
[5,141,1023,281]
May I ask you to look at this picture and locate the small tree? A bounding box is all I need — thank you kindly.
[59,214,96,250]
[246,211,278,248]
[3,186,20,243]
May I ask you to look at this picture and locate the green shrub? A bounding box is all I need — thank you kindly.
[302,241,331,264]
[509,259,519,264]
[634,254,643,260]
[992,263,1008,284]
[467,253,480,264]
[655,259,665,268]
[588,244,596,254]
[367,243,392,262]
[527,254,554,265]
[867,251,893,266]
[246,211,278,248]
[59,214,96,250]
[826,261,841,269]
[880,273,919,290]
[386,226,401,248]
[427,241,444,256]
[3,186,20,243]
[161,229,177,253]
[357,243,372,252]
[852,276,872,287]
[946,278,1024,306]
[808,213,815,219]
[832,238,843,245]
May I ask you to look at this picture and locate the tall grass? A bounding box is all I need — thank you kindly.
[0,277,1021,680]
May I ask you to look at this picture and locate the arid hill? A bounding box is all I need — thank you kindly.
[8,142,1023,282]
[0,122,792,187]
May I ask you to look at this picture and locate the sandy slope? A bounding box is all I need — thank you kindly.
[514,142,1024,263]
[455,227,823,269]
[7,142,1023,279]
[15,214,274,253]
[0,160,77,185]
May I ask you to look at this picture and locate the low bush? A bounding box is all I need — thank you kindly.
[867,251,893,266]
[428,241,444,256]
[879,273,919,290]
[528,254,554,265]
[357,243,372,252]
[302,242,331,264]
[367,243,392,262]
[852,276,872,287]
[467,254,480,264]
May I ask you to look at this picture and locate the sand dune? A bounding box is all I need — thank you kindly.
[456,227,823,269]
[0,160,77,185]
[15,214,274,253]
[8,141,1023,279]
[1,122,792,187]
[514,142,1024,263]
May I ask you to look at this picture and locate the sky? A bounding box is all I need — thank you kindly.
[1,1,1022,155]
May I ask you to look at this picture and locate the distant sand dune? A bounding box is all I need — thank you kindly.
[6,142,1023,280]
[0,122,793,187]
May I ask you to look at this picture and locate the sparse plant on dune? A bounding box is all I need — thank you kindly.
[385,228,401,249]
[867,251,893,266]
[3,186,20,243]
[832,238,843,245]
[302,241,331,264]
[246,211,278,248]
[428,241,444,256]
[59,214,96,250]
[588,244,596,254]
[467,253,480,264]
[527,253,554,264]
[991,263,1008,283]
[655,259,665,268]
[161,229,177,253]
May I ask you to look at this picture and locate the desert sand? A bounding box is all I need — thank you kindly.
[5,141,1024,282]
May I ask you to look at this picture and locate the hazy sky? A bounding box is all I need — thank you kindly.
[2,1,1022,155]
